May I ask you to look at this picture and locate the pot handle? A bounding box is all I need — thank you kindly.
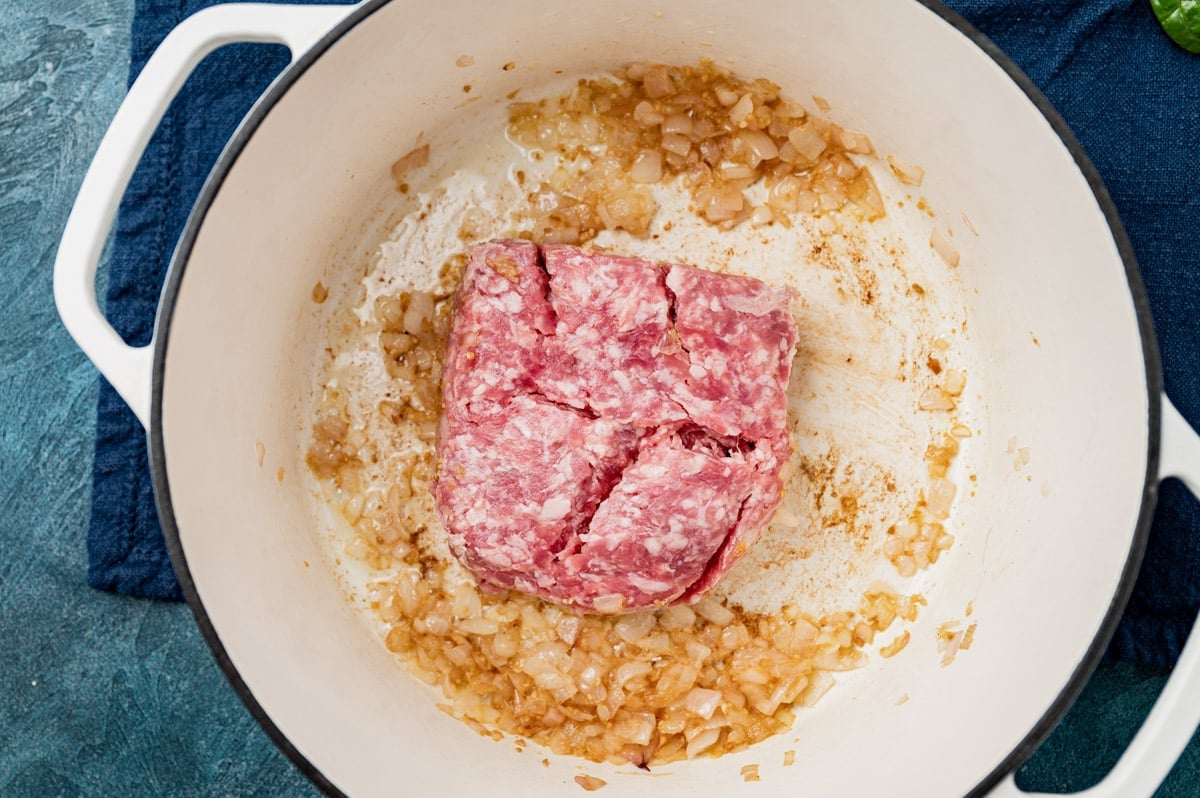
[53,2,356,428]
[989,392,1200,798]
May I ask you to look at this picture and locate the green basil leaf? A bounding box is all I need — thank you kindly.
[1151,0,1200,54]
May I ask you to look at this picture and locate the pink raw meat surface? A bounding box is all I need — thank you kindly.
[433,240,797,613]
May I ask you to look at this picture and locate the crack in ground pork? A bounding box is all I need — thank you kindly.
[433,240,797,612]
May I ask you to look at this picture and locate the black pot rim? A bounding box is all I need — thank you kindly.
[147,2,1163,796]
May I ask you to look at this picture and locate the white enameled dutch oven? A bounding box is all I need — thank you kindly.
[54,2,1200,796]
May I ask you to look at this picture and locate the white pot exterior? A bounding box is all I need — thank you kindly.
[94,1,1162,796]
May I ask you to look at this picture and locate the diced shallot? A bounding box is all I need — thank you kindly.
[630,149,664,184]
[887,154,925,186]
[684,687,723,719]
[693,596,736,626]
[930,227,960,267]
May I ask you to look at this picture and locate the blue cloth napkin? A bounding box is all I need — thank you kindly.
[87,0,346,600]
[92,0,1200,666]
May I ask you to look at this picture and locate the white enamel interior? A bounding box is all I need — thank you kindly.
[158,1,1152,796]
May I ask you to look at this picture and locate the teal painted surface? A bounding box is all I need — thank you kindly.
[0,1,1196,796]
[0,2,315,795]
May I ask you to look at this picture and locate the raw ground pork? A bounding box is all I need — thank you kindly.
[433,240,797,613]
